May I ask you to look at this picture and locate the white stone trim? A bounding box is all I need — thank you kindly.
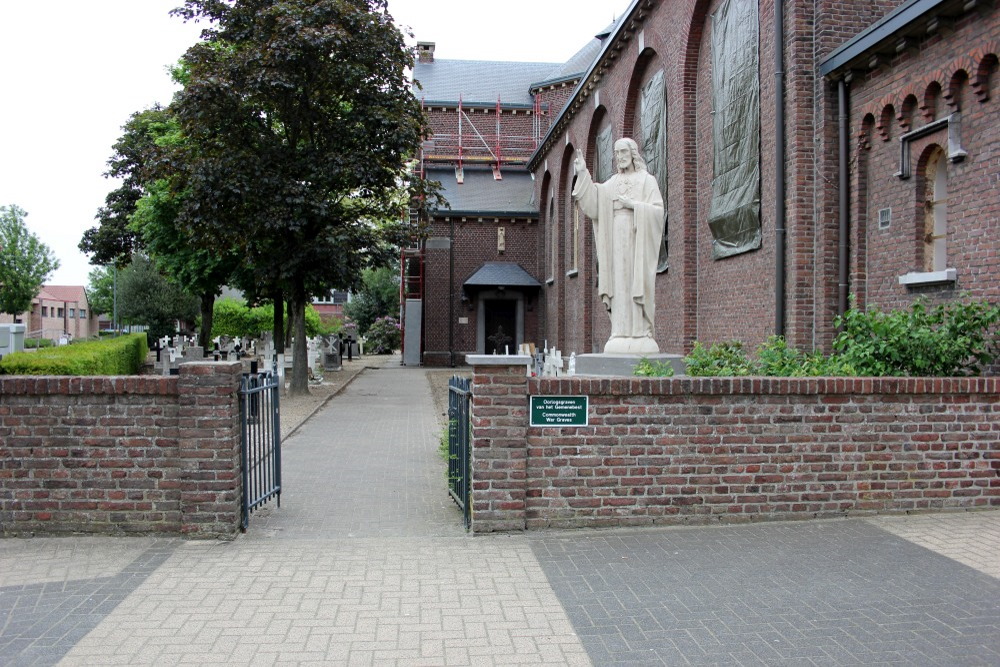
[898,268,957,286]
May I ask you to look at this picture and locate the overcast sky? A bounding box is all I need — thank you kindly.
[0,0,628,287]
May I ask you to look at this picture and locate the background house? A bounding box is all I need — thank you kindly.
[0,285,95,342]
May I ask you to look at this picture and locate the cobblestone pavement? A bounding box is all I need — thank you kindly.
[1,355,998,665]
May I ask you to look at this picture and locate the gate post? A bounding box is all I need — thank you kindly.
[466,355,531,533]
[177,361,243,537]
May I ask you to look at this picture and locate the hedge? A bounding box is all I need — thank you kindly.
[0,333,149,376]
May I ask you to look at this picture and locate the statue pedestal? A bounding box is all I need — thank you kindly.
[574,353,686,377]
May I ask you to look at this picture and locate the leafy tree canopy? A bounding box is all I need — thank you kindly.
[169,0,430,394]
[0,205,60,316]
[86,266,115,319]
[117,253,199,341]
[343,264,399,336]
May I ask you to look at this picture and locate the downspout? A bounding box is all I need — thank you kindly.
[837,78,850,318]
[449,217,455,367]
[774,0,787,337]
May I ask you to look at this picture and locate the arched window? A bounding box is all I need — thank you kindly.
[923,150,948,272]
[547,196,557,282]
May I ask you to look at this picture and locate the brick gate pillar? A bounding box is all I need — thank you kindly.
[466,355,532,532]
[177,361,243,537]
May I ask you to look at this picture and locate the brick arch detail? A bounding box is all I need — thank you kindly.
[973,51,999,102]
[859,48,996,125]
[679,0,714,351]
[877,103,895,141]
[897,94,918,132]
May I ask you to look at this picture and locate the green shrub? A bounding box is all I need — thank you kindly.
[365,316,400,354]
[833,297,1000,376]
[633,358,675,377]
[212,298,327,339]
[683,341,755,376]
[23,337,54,349]
[0,333,148,375]
[663,297,999,378]
[754,336,857,377]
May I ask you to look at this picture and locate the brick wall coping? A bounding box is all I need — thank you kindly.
[466,354,532,366]
[0,375,179,396]
[529,375,1000,396]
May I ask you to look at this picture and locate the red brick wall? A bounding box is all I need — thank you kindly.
[0,362,243,537]
[834,13,1000,314]
[469,361,999,532]
[422,217,541,366]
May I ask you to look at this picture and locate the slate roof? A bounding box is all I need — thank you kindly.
[464,262,542,289]
[413,18,618,105]
[426,166,537,216]
[414,60,559,105]
[532,19,619,88]
[36,285,88,304]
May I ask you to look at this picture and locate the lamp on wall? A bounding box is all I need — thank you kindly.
[460,291,474,311]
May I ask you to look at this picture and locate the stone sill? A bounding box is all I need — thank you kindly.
[566,269,579,278]
[898,268,957,286]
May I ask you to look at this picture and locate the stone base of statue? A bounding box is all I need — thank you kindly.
[604,335,660,355]
[574,353,686,377]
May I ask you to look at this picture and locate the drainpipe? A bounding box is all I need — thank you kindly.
[449,217,455,367]
[837,78,850,318]
[774,0,786,337]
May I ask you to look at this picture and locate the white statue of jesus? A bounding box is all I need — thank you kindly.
[572,138,664,354]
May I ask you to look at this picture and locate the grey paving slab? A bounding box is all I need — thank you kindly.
[529,519,1000,666]
[247,361,467,539]
[0,540,176,666]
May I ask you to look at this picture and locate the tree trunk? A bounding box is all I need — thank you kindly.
[199,292,215,351]
[272,289,284,362]
[284,296,294,350]
[288,281,310,396]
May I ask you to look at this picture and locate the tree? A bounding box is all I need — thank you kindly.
[117,254,199,341]
[81,104,244,350]
[0,205,60,317]
[86,266,115,319]
[170,0,429,395]
[344,265,400,336]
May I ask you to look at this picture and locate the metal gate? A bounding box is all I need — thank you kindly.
[448,375,472,529]
[239,369,281,531]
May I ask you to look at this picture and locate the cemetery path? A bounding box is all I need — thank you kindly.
[2,354,999,665]
[249,353,467,538]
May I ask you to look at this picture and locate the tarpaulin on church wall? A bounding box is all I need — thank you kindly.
[639,69,669,272]
[596,125,614,184]
[708,0,762,259]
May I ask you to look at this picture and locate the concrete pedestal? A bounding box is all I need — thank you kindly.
[574,353,685,377]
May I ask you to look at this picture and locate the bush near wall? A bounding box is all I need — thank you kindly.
[0,333,148,375]
[648,299,1000,378]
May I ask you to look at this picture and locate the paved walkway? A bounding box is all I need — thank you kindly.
[2,357,999,665]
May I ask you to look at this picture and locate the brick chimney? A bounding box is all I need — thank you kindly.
[417,42,435,63]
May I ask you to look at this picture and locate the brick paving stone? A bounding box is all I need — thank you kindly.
[866,511,1000,580]
[529,518,1000,666]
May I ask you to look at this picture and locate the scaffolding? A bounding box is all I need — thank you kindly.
[420,95,549,181]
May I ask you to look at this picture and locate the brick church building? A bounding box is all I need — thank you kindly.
[403,0,999,366]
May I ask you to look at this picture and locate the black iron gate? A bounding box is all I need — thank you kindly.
[239,369,281,531]
[448,375,472,529]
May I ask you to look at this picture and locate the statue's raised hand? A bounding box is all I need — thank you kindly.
[573,149,586,174]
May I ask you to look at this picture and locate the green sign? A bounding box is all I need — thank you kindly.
[530,395,589,427]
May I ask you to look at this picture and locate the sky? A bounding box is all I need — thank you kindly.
[0,0,628,287]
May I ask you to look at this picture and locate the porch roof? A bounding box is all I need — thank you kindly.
[463,262,542,291]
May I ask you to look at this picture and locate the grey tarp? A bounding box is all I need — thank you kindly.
[708,0,761,259]
[596,125,614,184]
[639,69,669,272]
